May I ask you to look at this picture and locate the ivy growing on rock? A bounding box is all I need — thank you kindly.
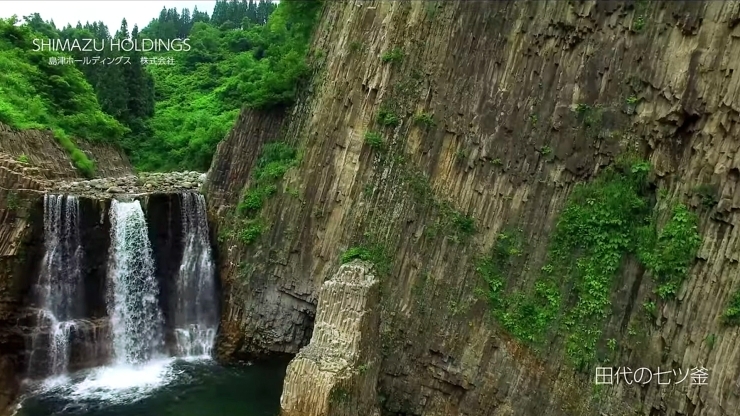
[236,141,298,245]
[637,204,701,299]
[364,131,385,150]
[380,47,404,64]
[476,157,702,370]
[724,290,740,325]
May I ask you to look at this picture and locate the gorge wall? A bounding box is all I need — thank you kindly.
[205,1,740,415]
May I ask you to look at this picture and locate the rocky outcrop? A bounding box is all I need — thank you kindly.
[54,171,207,199]
[206,1,740,415]
[280,261,381,416]
[0,122,131,179]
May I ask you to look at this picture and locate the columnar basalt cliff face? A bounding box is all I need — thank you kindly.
[0,189,42,414]
[206,1,740,415]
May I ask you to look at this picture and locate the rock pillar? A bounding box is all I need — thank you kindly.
[280,260,381,416]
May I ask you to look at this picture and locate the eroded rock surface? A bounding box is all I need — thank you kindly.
[206,1,740,415]
[280,261,380,416]
[53,171,207,199]
[0,122,131,180]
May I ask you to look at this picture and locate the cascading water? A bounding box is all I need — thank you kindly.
[27,194,84,378]
[106,199,165,365]
[173,192,218,357]
[16,192,286,416]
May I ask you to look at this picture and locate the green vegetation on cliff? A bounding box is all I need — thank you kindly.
[340,243,392,278]
[236,141,299,244]
[724,290,740,325]
[477,157,701,370]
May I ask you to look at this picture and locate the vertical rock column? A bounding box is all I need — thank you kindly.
[280,261,381,416]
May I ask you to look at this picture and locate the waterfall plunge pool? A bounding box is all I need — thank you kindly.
[19,194,288,415]
[16,357,289,416]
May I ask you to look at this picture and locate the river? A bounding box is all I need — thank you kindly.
[16,357,288,416]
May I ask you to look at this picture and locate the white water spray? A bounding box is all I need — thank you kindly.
[173,192,218,357]
[28,194,83,378]
[106,199,165,365]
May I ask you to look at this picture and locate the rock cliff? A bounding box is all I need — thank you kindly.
[206,1,740,415]
[0,122,131,180]
[280,261,381,416]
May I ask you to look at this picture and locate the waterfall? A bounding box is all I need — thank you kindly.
[173,192,218,357]
[106,200,165,365]
[27,194,84,378]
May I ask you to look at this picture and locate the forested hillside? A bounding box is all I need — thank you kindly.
[0,17,127,176]
[0,0,322,174]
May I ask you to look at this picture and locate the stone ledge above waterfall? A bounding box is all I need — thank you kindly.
[51,171,207,199]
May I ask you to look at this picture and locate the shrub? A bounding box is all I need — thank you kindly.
[364,131,384,150]
[381,47,403,63]
[414,112,435,128]
[376,107,400,127]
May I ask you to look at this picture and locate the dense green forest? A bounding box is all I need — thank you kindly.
[0,0,322,175]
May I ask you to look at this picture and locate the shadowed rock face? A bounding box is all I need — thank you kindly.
[0,195,44,415]
[78,199,113,320]
[205,1,740,415]
[280,261,380,416]
[21,316,112,377]
[144,193,185,356]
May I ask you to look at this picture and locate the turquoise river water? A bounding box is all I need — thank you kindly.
[15,357,288,416]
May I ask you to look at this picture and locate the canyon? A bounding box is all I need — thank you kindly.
[205,1,740,415]
[2,1,740,416]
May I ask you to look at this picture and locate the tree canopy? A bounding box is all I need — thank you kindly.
[0,0,323,174]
